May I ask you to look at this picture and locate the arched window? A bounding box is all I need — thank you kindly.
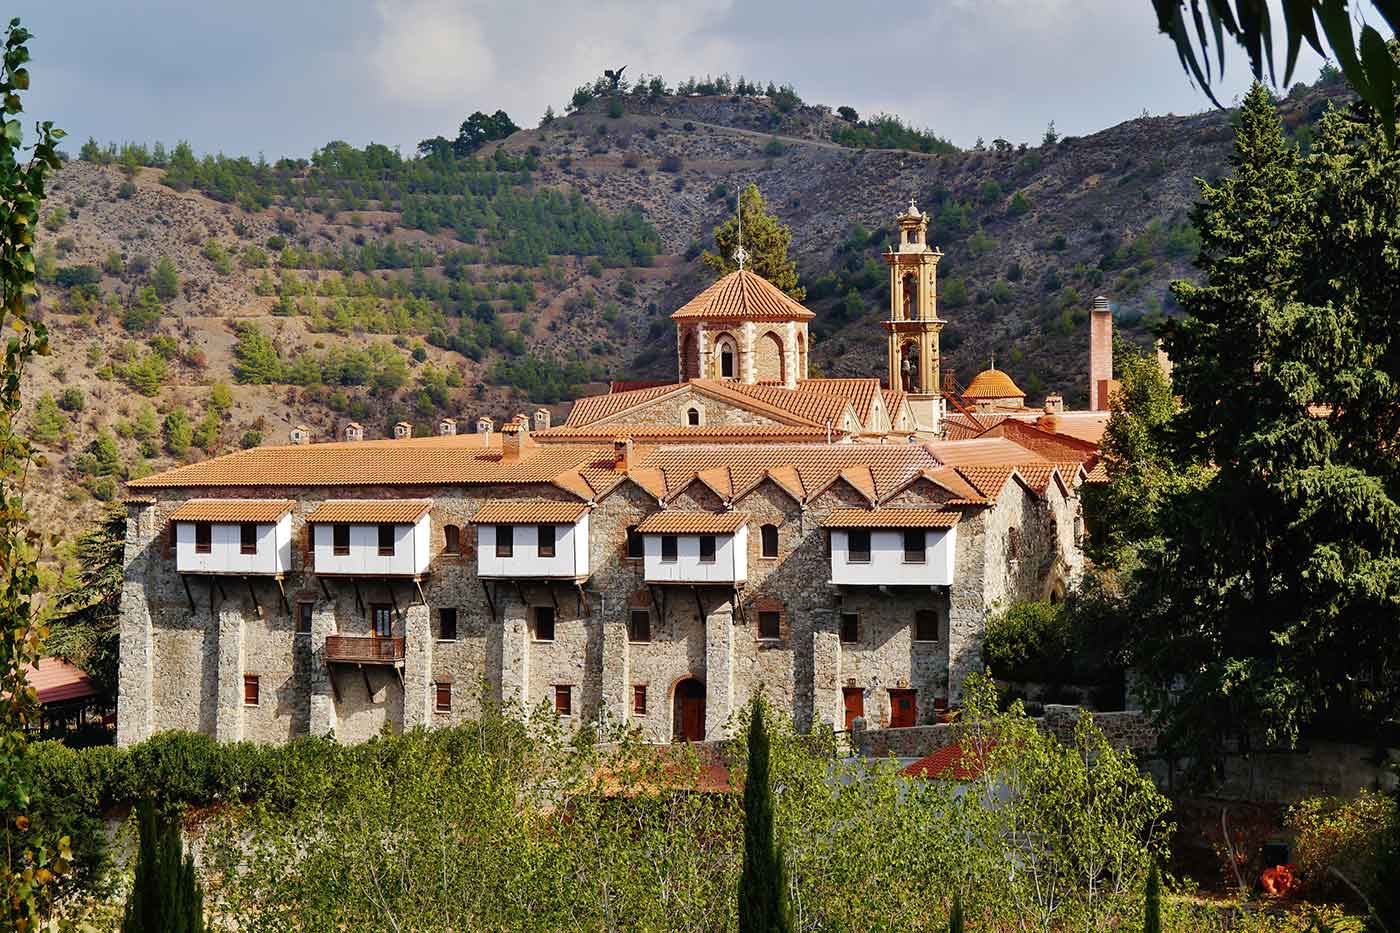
[903,273,919,320]
[720,344,735,378]
[760,523,779,559]
[687,407,701,426]
[444,524,461,555]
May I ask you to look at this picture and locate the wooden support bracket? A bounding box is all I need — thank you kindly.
[482,581,498,624]
[512,579,527,610]
[414,579,427,606]
[181,576,196,613]
[351,577,364,614]
[274,577,290,615]
[358,663,372,697]
[387,582,402,623]
[575,583,590,617]
[318,575,333,603]
[692,585,706,621]
[648,584,667,625]
[548,583,560,613]
[244,576,263,618]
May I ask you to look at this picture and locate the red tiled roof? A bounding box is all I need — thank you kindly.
[1084,461,1110,485]
[824,508,961,529]
[670,269,815,321]
[470,501,590,524]
[306,499,433,523]
[635,511,750,534]
[168,499,294,523]
[926,438,1047,468]
[537,424,831,441]
[564,383,687,427]
[902,742,992,781]
[26,657,99,706]
[963,368,1025,400]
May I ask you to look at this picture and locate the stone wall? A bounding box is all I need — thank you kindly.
[120,455,1084,747]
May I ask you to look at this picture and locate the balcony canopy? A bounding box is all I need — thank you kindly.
[306,499,432,524]
[471,500,589,525]
[169,499,294,523]
[635,511,749,535]
[823,508,962,529]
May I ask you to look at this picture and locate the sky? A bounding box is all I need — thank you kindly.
[13,0,1349,160]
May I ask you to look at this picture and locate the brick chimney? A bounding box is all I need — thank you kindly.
[1089,296,1112,411]
[476,416,494,437]
[612,436,633,473]
[393,421,412,440]
[499,421,537,462]
[344,422,364,442]
[289,425,310,445]
[534,407,551,432]
[515,413,530,434]
[1044,393,1064,414]
[438,417,457,436]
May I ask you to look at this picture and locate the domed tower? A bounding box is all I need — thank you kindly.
[672,269,813,388]
[882,200,945,432]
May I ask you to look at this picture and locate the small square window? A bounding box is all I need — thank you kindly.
[537,524,556,558]
[847,530,871,563]
[633,684,647,715]
[377,524,395,556]
[439,607,458,641]
[903,529,926,564]
[435,682,452,712]
[839,612,859,644]
[554,684,572,716]
[534,606,555,642]
[332,524,350,556]
[661,535,678,562]
[758,610,781,641]
[496,525,514,558]
[296,602,314,635]
[629,609,651,643]
[626,525,643,559]
[698,535,716,563]
[243,674,259,706]
[194,522,212,554]
[240,523,257,555]
[914,609,939,642]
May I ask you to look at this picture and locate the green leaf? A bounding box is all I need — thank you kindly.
[1357,25,1396,146]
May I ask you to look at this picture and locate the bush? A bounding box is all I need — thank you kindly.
[60,387,86,412]
[117,181,136,199]
[658,154,683,173]
[981,601,1073,684]
[1288,790,1398,900]
[762,137,785,157]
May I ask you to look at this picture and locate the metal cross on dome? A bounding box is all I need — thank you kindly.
[733,193,748,270]
[733,242,749,271]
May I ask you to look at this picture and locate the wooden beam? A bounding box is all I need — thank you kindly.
[575,582,589,617]
[274,577,290,615]
[548,583,560,613]
[351,577,364,614]
[692,585,705,622]
[244,576,263,618]
[359,664,372,697]
[181,576,196,613]
[482,581,498,624]
[318,575,333,602]
[648,584,667,625]
[387,582,402,623]
[327,662,341,704]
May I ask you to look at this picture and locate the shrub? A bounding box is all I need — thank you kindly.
[1288,790,1397,900]
[607,97,624,119]
[981,601,1073,683]
[59,387,86,412]
[658,154,683,173]
[763,137,785,157]
[117,181,136,199]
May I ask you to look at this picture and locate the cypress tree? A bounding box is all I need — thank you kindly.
[738,697,792,933]
[121,799,206,933]
[1144,861,1161,933]
[948,891,965,933]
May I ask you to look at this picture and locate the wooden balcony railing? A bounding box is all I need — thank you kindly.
[325,635,404,664]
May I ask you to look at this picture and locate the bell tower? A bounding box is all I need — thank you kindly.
[882,199,945,432]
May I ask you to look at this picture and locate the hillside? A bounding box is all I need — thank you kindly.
[24,76,1348,581]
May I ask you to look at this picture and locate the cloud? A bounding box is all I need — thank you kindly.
[373,0,496,105]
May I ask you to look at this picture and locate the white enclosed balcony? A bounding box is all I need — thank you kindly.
[637,511,748,585]
[473,500,591,581]
[307,499,432,578]
[169,499,294,576]
[825,508,958,587]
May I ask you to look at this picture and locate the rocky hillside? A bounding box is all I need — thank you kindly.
[25,77,1347,582]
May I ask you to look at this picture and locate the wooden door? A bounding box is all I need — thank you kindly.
[843,687,864,732]
[889,689,917,728]
[674,679,706,742]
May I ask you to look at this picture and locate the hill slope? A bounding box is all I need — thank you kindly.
[25,78,1346,580]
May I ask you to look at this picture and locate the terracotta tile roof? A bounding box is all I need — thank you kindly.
[670,269,815,322]
[127,436,615,490]
[168,499,295,523]
[306,499,433,524]
[538,424,830,441]
[26,657,99,706]
[926,438,1047,468]
[470,500,589,525]
[963,368,1025,400]
[635,511,750,534]
[564,383,687,427]
[624,467,668,500]
[609,380,674,393]
[797,378,884,424]
[1084,461,1110,485]
[634,443,943,505]
[942,419,985,442]
[881,389,907,424]
[1012,465,1058,495]
[721,383,853,426]
[956,467,1019,500]
[824,507,962,529]
[1032,411,1110,444]
[902,742,992,781]
[885,467,988,503]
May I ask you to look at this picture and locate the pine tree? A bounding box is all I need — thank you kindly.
[1144,861,1161,933]
[738,697,792,933]
[122,799,206,933]
[1130,80,1400,763]
[48,506,125,695]
[703,184,805,300]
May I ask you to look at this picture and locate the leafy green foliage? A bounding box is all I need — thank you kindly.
[151,256,178,301]
[703,183,805,300]
[29,392,62,444]
[163,410,192,457]
[1144,861,1161,933]
[830,112,958,154]
[981,601,1073,683]
[0,17,73,926]
[47,506,124,697]
[1287,790,1397,902]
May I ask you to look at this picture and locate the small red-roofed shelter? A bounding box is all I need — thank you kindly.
[17,657,109,739]
[901,742,993,781]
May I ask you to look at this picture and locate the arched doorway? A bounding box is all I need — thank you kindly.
[673,678,706,742]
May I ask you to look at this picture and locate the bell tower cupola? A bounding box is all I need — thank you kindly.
[882,199,945,432]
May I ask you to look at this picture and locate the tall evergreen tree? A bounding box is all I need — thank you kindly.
[48,505,125,695]
[703,184,805,300]
[1131,81,1400,767]
[1144,861,1161,933]
[122,799,206,933]
[738,697,792,933]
